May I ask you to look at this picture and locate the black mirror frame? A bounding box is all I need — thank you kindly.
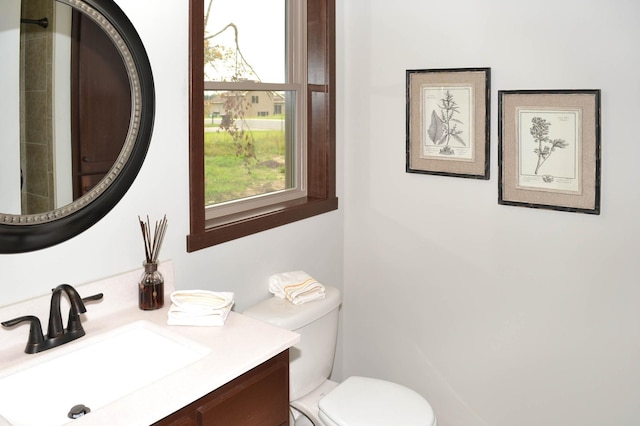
[0,0,155,254]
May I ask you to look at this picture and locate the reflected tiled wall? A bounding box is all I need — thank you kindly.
[20,0,54,214]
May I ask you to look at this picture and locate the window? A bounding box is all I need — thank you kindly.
[188,0,337,251]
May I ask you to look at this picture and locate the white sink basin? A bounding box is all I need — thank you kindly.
[0,320,211,426]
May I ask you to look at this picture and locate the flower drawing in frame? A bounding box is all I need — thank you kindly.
[498,89,601,214]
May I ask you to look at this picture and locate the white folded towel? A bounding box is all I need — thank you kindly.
[268,271,325,305]
[167,290,234,327]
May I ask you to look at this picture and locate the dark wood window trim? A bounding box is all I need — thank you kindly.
[187,0,337,252]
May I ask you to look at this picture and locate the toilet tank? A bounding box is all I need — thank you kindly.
[243,286,341,401]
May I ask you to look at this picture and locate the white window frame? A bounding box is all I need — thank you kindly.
[203,1,307,221]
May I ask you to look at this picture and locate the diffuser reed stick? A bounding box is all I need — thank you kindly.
[138,215,168,264]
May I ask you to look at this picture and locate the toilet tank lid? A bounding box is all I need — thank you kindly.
[243,285,341,331]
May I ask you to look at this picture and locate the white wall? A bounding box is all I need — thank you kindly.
[0,0,344,383]
[341,1,640,425]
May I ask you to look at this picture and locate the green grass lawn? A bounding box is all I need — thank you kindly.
[204,128,288,205]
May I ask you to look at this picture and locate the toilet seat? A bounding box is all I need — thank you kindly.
[318,376,436,426]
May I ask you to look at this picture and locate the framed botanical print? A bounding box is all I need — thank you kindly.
[498,90,601,214]
[406,68,490,179]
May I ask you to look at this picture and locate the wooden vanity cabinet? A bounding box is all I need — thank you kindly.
[154,350,290,426]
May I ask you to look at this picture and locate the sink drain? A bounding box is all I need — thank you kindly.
[68,404,91,419]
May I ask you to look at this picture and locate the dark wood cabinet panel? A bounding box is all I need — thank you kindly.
[154,350,289,426]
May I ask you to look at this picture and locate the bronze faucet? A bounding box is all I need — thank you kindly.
[1,284,103,354]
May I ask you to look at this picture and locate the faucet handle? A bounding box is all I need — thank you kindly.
[67,293,104,333]
[81,293,104,304]
[1,315,45,354]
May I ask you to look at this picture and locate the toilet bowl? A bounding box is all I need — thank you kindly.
[243,285,437,425]
[318,376,436,426]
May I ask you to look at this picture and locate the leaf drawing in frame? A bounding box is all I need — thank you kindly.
[427,110,445,145]
[420,86,473,161]
[426,90,467,155]
[406,67,490,180]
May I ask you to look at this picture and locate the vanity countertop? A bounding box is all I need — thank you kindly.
[0,261,299,425]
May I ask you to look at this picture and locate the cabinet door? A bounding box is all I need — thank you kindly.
[197,350,289,425]
[154,350,289,426]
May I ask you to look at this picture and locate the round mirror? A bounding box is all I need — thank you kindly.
[0,0,155,253]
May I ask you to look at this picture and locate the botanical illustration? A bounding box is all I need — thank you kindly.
[517,109,580,193]
[529,116,569,178]
[427,90,466,155]
[420,86,473,161]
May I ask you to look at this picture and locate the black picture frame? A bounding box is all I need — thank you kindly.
[498,89,601,214]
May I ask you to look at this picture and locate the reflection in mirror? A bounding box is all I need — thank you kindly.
[2,0,129,215]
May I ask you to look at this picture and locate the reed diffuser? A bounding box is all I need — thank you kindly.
[138,215,168,310]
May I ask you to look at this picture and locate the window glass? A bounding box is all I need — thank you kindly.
[204,90,295,206]
[204,0,286,83]
[203,0,301,215]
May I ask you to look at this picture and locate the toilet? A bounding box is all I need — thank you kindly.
[243,286,437,426]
